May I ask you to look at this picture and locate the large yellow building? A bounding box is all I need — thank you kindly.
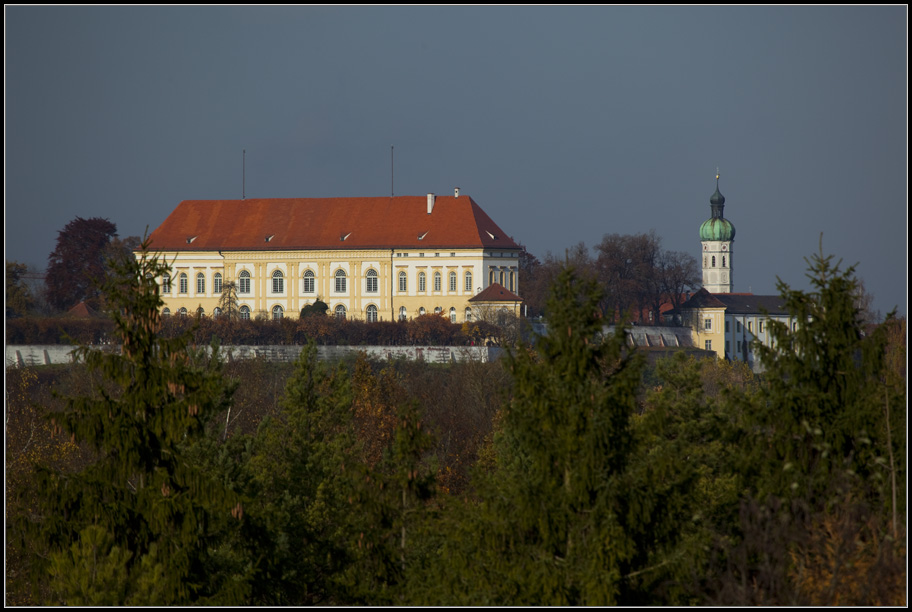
[146,192,522,322]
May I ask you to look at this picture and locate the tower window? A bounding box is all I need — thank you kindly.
[712,256,716,267]
[722,256,726,268]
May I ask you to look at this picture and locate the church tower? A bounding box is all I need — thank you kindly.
[699,173,735,293]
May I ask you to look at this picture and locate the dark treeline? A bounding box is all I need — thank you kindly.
[518,231,700,322]
[5,241,906,605]
[6,312,504,347]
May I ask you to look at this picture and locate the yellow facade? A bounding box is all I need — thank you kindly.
[155,246,520,323]
[684,304,726,355]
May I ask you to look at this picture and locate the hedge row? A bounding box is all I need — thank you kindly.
[7,314,500,347]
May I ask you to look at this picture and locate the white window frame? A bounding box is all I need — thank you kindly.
[334,269,347,293]
[303,270,315,294]
[272,270,284,294]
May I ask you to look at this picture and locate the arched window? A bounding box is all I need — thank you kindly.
[179,273,188,294]
[272,270,284,294]
[162,307,171,317]
[712,256,716,267]
[366,304,378,322]
[398,306,407,321]
[449,271,457,292]
[366,269,378,293]
[419,307,426,316]
[334,304,346,319]
[465,271,472,292]
[272,304,284,320]
[213,307,222,318]
[213,272,222,294]
[303,270,315,293]
[489,269,495,286]
[196,273,205,294]
[239,305,250,320]
[434,272,441,292]
[419,272,427,292]
[722,256,726,268]
[499,269,505,285]
[239,270,251,294]
[465,307,472,322]
[197,306,205,318]
[509,271,515,292]
[334,269,347,293]
[398,271,407,292]
[449,307,456,323]
[162,274,171,293]
[434,306,442,315]
[178,307,188,317]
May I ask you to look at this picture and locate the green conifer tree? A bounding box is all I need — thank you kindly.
[415,264,685,605]
[22,238,247,605]
[749,245,904,511]
[237,342,356,605]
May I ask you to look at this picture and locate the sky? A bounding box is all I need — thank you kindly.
[5,6,907,317]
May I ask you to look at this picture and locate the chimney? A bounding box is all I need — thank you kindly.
[427,193,436,214]
[454,187,460,198]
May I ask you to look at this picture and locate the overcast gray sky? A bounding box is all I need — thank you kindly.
[5,6,907,316]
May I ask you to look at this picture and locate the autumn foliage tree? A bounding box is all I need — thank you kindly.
[45,216,119,311]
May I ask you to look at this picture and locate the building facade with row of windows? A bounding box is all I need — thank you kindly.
[677,288,796,372]
[145,192,522,322]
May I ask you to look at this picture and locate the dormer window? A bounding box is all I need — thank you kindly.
[418,231,428,241]
[186,236,197,244]
[340,232,352,241]
[265,234,275,243]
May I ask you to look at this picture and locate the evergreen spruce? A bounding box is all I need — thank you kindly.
[749,245,904,511]
[416,264,683,605]
[22,238,246,604]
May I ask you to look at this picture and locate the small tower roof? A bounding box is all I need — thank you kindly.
[700,173,735,242]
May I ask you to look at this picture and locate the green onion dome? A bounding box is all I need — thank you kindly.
[699,175,735,241]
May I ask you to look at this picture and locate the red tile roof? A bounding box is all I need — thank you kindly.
[147,195,518,252]
[469,283,523,303]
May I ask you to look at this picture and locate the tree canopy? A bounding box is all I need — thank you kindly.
[45,216,119,311]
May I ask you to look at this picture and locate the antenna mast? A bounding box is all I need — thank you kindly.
[391,145,394,197]
[243,149,246,200]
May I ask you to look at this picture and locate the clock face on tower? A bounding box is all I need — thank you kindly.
[722,245,727,251]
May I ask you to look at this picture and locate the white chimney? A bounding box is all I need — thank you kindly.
[454,187,460,198]
[427,193,436,214]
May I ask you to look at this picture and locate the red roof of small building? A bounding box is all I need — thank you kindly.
[469,283,523,303]
[147,195,518,252]
[65,301,100,318]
